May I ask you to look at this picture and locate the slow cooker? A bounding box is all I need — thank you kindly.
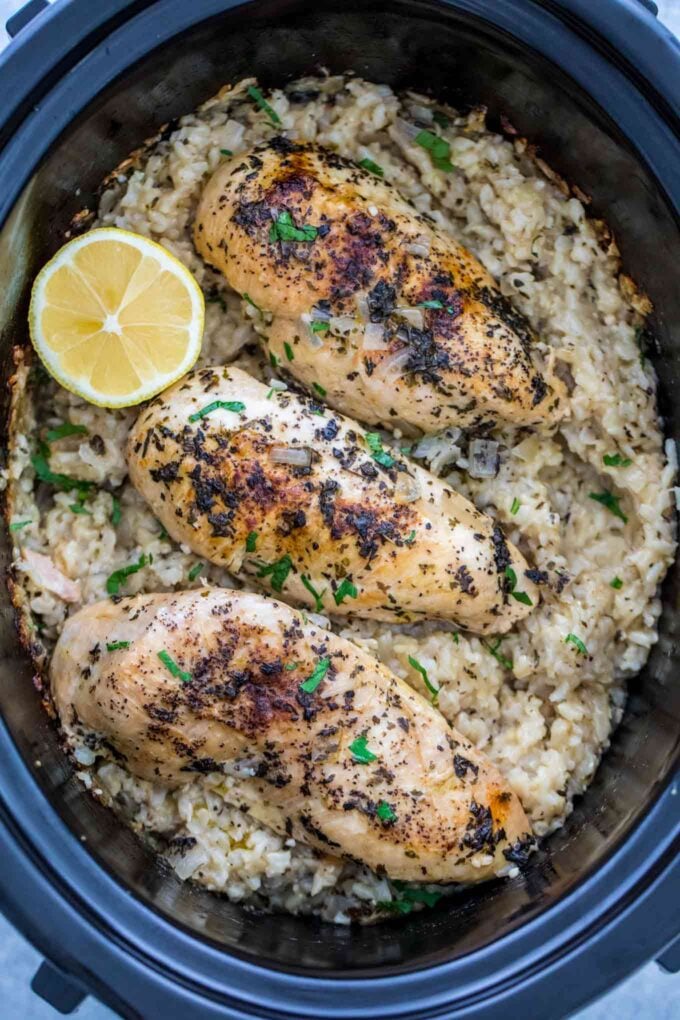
[0,1,678,1017]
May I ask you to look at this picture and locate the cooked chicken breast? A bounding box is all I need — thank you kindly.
[127,366,538,633]
[194,139,565,433]
[51,588,532,883]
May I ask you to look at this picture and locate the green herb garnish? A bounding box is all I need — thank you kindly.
[247,84,281,125]
[284,661,299,671]
[283,341,295,362]
[365,431,395,469]
[106,641,130,652]
[220,148,233,156]
[106,553,148,596]
[31,441,93,497]
[256,553,293,592]
[301,574,325,612]
[565,633,588,655]
[269,209,318,244]
[299,656,331,695]
[188,562,203,582]
[9,520,32,532]
[111,495,122,527]
[484,637,513,671]
[310,321,330,334]
[46,422,88,442]
[432,111,450,128]
[243,292,261,312]
[349,734,378,764]
[414,129,455,172]
[610,576,623,590]
[245,531,258,553]
[404,529,416,545]
[69,503,92,515]
[269,351,280,369]
[379,883,443,913]
[589,490,628,523]
[157,649,191,683]
[452,632,459,645]
[334,577,358,605]
[188,400,245,422]
[603,453,632,467]
[504,565,533,606]
[358,158,384,177]
[376,801,397,823]
[312,381,327,397]
[408,655,439,704]
[510,497,521,515]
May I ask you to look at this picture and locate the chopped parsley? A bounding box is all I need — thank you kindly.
[432,110,450,128]
[220,148,233,156]
[504,565,533,606]
[589,490,628,523]
[269,209,318,243]
[380,883,443,913]
[365,431,395,469]
[565,633,588,656]
[106,553,147,595]
[510,497,521,515]
[301,574,325,612]
[299,656,331,694]
[408,654,439,704]
[283,341,295,362]
[404,529,416,545]
[9,520,32,532]
[358,157,384,177]
[46,422,88,442]
[349,734,378,764]
[452,632,459,645]
[417,299,455,314]
[106,641,130,652]
[69,503,92,515]
[158,525,169,540]
[483,637,513,671]
[310,320,330,334]
[376,800,397,824]
[414,129,455,172]
[269,351,280,370]
[334,577,358,605]
[603,453,632,467]
[243,292,261,312]
[312,381,327,397]
[247,84,281,125]
[188,400,245,422]
[157,649,191,683]
[284,661,299,671]
[245,531,258,553]
[256,553,293,592]
[610,576,623,590]
[187,562,203,582]
[31,441,94,497]
[111,495,122,526]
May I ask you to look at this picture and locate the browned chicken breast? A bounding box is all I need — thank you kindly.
[51,588,533,883]
[127,366,539,633]
[194,139,565,433]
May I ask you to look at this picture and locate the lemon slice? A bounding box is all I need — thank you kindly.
[29,227,204,408]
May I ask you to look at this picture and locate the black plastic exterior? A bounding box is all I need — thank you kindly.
[0,2,678,1018]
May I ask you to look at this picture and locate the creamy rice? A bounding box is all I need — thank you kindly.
[6,75,676,923]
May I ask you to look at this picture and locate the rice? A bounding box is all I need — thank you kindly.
[6,74,676,922]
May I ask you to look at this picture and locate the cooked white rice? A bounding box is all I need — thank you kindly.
[6,75,676,924]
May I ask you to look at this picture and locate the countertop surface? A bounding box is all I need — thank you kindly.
[0,0,678,1017]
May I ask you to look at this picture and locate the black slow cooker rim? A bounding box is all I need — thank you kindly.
[0,1,678,1017]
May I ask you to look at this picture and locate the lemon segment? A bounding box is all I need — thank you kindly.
[29,227,205,407]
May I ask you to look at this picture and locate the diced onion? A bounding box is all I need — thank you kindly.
[395,307,424,330]
[270,446,312,467]
[405,234,431,257]
[394,117,421,142]
[411,428,462,464]
[268,379,288,393]
[375,347,412,380]
[408,104,434,124]
[468,439,500,478]
[311,302,332,321]
[394,474,421,503]
[363,322,389,350]
[330,315,359,335]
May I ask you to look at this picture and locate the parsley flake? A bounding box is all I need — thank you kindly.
[365,431,395,469]
[376,800,397,824]
[299,656,331,695]
[158,649,191,683]
[106,641,130,652]
[301,574,325,612]
[416,299,454,314]
[414,129,455,172]
[106,553,147,596]
[452,632,459,645]
[405,529,416,545]
[312,381,327,397]
[358,157,384,177]
[408,655,439,704]
[504,565,533,606]
[603,453,632,467]
[310,320,330,334]
[69,503,92,515]
[283,341,295,362]
[256,553,293,592]
[483,637,513,671]
[247,84,281,125]
[9,520,32,532]
[46,422,88,442]
[589,490,628,523]
[379,883,443,913]
[284,661,299,671]
[565,633,588,655]
[243,292,261,312]
[269,209,318,244]
[31,441,94,497]
[334,577,358,605]
[269,351,280,369]
[610,576,623,590]
[188,562,203,582]
[111,495,122,526]
[349,734,378,764]
[189,400,245,422]
[220,148,233,157]
[245,531,258,553]
[510,497,521,515]
[432,111,450,128]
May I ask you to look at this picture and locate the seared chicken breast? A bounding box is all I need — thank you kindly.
[51,589,532,883]
[127,367,538,633]
[194,139,565,433]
